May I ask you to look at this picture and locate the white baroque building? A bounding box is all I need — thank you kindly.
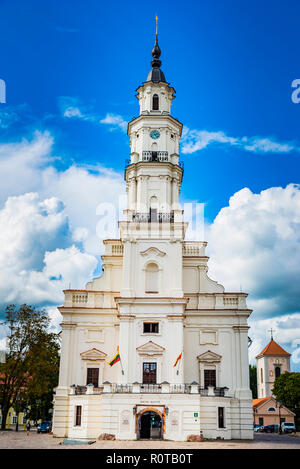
[52,33,253,441]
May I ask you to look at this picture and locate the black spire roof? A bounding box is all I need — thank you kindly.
[146,32,166,83]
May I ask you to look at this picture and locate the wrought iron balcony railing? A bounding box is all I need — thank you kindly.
[142,151,169,162]
[132,211,174,223]
[124,154,184,172]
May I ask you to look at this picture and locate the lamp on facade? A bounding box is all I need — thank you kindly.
[165,407,169,416]
[133,406,137,415]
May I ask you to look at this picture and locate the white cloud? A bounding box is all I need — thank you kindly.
[100,113,127,132]
[0,131,126,255]
[181,125,300,155]
[0,192,98,307]
[0,130,126,333]
[207,184,300,316]
[205,184,300,370]
[58,96,128,132]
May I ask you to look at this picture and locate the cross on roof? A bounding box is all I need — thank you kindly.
[268,328,275,340]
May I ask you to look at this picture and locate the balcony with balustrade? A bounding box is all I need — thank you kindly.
[70,382,230,397]
[132,210,174,223]
[125,152,184,172]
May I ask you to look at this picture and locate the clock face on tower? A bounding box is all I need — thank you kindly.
[150,129,160,139]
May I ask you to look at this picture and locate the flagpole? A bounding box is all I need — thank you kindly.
[176,352,183,376]
[118,347,125,375]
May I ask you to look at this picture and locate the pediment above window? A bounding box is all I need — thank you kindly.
[197,350,222,364]
[140,247,166,258]
[136,340,165,356]
[80,348,107,361]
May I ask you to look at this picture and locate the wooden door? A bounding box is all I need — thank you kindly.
[143,363,157,384]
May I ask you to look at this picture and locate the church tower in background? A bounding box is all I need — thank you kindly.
[256,334,291,398]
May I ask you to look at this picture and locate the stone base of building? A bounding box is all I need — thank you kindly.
[52,387,253,441]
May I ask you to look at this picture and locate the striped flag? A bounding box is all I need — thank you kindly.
[173,352,182,367]
[108,347,121,366]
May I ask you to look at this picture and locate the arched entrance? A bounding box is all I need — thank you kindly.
[138,410,163,440]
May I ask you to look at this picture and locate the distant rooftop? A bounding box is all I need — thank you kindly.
[256,339,291,358]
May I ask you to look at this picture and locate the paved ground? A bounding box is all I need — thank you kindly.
[0,430,299,449]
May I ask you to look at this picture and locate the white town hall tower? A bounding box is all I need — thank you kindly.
[52,29,253,441]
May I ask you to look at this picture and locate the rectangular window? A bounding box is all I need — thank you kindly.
[75,406,82,426]
[12,416,17,424]
[87,368,99,387]
[143,323,159,334]
[218,407,225,428]
[204,369,216,388]
[143,362,157,384]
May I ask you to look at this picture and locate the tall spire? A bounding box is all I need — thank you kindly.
[146,16,166,83]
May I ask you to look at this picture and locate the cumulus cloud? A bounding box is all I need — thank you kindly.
[205,184,300,369]
[181,126,300,155]
[207,184,300,316]
[0,192,97,308]
[0,131,126,255]
[0,130,125,332]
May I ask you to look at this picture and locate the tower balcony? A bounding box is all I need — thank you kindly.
[142,151,169,162]
[125,153,184,172]
[132,211,174,223]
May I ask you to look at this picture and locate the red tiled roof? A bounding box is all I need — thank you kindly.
[256,339,291,358]
[253,397,271,409]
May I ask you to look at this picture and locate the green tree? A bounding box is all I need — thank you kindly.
[0,304,60,430]
[249,364,257,399]
[272,372,300,428]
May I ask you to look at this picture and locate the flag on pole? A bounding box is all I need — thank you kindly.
[108,347,121,366]
[173,352,182,368]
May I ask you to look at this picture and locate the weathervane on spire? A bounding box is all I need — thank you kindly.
[268,328,274,340]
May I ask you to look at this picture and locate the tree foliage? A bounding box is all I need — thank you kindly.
[272,371,300,427]
[249,364,257,399]
[0,304,60,430]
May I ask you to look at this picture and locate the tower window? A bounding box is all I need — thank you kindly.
[143,323,159,334]
[75,406,82,426]
[218,407,225,428]
[152,94,159,110]
[275,366,281,378]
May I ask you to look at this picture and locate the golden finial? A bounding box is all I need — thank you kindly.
[156,16,158,35]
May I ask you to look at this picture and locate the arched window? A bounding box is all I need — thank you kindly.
[268,407,276,412]
[150,196,158,221]
[275,366,281,378]
[152,94,159,110]
[145,262,159,293]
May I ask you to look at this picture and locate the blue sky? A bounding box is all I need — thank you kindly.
[0,0,300,368]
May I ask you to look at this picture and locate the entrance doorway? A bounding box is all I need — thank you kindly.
[138,411,162,439]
